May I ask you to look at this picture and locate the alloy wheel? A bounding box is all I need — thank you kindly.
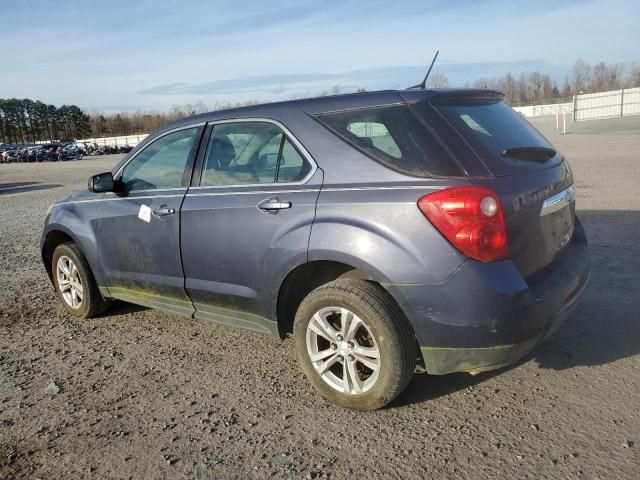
[56,255,83,309]
[305,307,381,394]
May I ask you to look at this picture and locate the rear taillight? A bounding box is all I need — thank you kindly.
[418,186,508,262]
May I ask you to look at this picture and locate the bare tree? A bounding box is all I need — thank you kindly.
[591,62,607,91]
[502,73,517,104]
[542,75,554,101]
[426,73,449,88]
[561,76,572,97]
[528,72,543,101]
[571,58,592,94]
[193,100,209,114]
[629,65,640,87]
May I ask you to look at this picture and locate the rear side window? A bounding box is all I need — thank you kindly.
[201,121,312,187]
[428,99,559,175]
[315,105,462,177]
[277,139,310,183]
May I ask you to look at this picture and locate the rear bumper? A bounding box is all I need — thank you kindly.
[386,217,590,375]
[419,267,589,374]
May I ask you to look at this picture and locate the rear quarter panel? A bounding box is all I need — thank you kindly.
[309,182,468,286]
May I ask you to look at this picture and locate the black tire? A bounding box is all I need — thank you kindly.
[293,279,416,410]
[52,242,110,319]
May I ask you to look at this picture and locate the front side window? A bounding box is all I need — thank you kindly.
[201,121,311,186]
[120,127,198,191]
[315,105,461,177]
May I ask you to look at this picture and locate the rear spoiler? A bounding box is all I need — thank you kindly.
[402,89,505,105]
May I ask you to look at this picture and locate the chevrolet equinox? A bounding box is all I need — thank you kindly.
[42,89,589,410]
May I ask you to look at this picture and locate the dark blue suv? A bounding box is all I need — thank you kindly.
[42,89,589,410]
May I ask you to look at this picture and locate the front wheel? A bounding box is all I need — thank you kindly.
[293,280,416,410]
[52,242,110,318]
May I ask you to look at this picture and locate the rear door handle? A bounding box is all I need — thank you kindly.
[257,198,292,212]
[152,205,175,217]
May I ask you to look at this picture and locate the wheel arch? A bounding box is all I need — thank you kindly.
[276,259,411,339]
[41,227,103,288]
[42,229,75,282]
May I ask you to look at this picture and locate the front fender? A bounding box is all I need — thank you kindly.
[42,202,105,287]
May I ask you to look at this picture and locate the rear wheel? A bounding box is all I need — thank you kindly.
[52,242,109,319]
[293,280,415,410]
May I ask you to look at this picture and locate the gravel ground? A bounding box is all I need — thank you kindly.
[1,118,639,480]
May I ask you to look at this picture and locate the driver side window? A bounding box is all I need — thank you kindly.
[121,127,198,191]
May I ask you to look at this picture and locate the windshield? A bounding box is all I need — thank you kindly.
[427,99,561,176]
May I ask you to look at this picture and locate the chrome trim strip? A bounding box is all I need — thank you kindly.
[53,185,443,207]
[56,194,185,206]
[540,184,575,216]
[321,185,441,192]
[187,184,439,198]
[187,188,319,198]
[113,123,206,179]
[104,187,187,194]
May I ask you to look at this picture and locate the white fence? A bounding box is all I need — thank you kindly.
[513,87,640,122]
[75,134,148,147]
[574,87,640,121]
[513,102,573,117]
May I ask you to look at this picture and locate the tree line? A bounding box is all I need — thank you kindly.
[0,98,258,145]
[2,58,640,145]
[0,99,92,145]
[470,59,640,106]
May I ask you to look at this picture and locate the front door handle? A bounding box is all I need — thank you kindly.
[257,198,292,212]
[152,205,175,217]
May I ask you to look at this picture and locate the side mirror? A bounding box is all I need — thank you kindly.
[88,172,114,192]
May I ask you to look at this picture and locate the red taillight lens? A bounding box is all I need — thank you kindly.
[418,186,508,262]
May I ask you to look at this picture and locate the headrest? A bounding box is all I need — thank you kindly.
[209,135,236,168]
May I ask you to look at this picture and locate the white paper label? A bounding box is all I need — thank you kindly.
[138,204,151,223]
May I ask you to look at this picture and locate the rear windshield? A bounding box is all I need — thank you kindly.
[314,105,462,177]
[428,99,560,176]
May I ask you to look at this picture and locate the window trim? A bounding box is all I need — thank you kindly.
[113,123,205,191]
[274,133,285,182]
[191,117,318,189]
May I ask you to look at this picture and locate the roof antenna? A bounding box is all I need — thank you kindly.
[408,50,439,89]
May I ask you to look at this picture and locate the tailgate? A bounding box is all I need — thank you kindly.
[424,94,577,277]
[473,160,575,277]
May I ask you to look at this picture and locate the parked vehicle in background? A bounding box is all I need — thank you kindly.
[25,145,46,162]
[59,144,83,161]
[3,148,18,163]
[0,143,84,163]
[41,89,589,410]
[0,141,130,163]
[83,144,133,156]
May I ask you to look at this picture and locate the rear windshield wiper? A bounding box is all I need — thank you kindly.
[500,146,556,162]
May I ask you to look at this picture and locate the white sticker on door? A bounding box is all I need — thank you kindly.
[138,204,152,223]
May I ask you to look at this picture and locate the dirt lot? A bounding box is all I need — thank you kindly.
[1,118,639,479]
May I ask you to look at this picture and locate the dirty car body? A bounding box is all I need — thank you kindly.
[42,89,589,401]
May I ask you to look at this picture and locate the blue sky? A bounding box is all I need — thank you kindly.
[1,0,638,112]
